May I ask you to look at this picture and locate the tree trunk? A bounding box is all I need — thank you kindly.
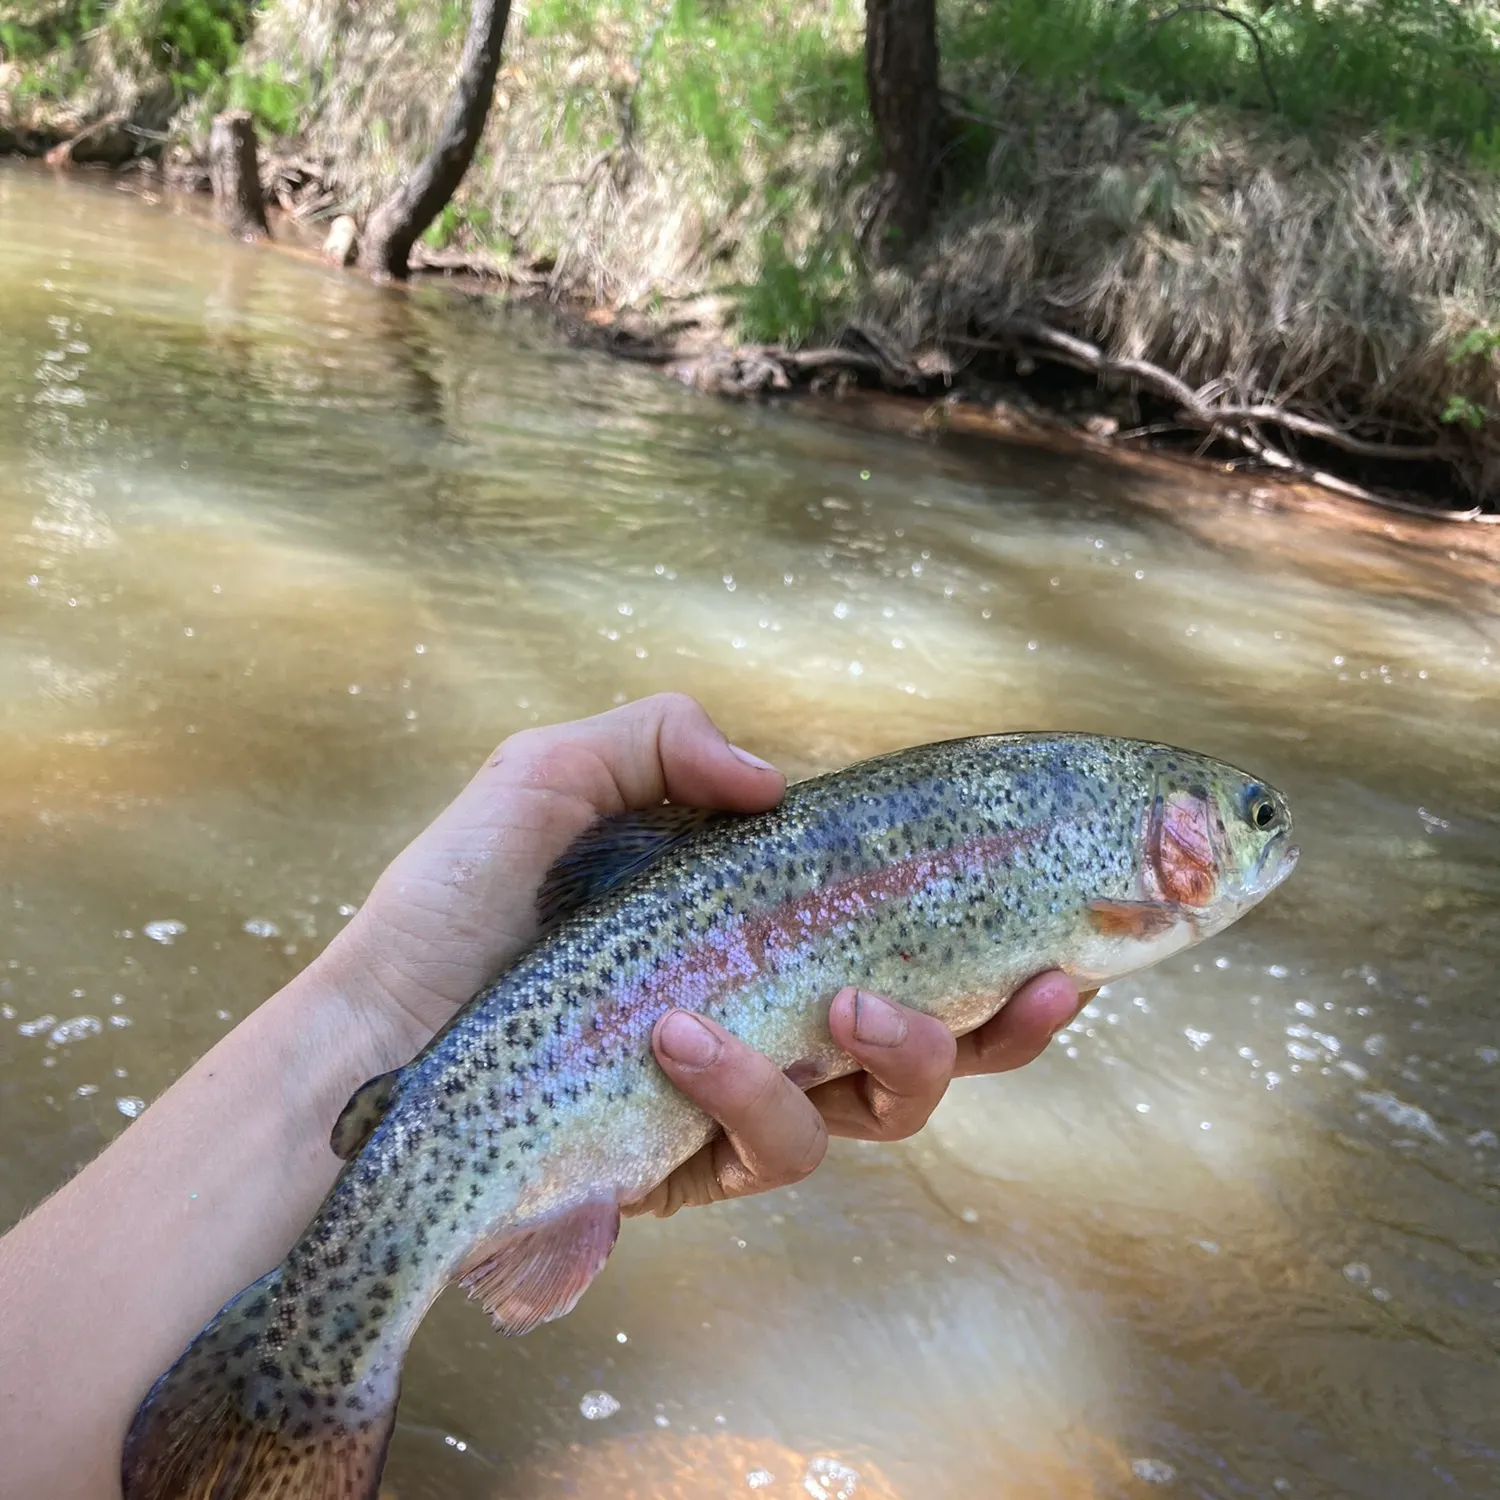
[208,111,269,241]
[358,0,513,279]
[863,0,942,262]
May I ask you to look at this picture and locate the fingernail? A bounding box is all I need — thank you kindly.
[853,990,907,1048]
[658,1010,721,1069]
[728,742,779,773]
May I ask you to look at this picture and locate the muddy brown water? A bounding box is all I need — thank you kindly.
[2,161,1498,1500]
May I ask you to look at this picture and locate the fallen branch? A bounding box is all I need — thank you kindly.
[780,347,888,376]
[1209,404,1439,461]
[948,322,1497,521]
[1146,5,1279,112]
[43,110,127,168]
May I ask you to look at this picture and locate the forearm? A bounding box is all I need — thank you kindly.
[0,950,413,1499]
[0,698,1076,1500]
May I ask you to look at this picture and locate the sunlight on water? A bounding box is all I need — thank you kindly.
[1,161,1498,1499]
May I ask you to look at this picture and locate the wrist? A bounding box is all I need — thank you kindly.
[267,945,432,1155]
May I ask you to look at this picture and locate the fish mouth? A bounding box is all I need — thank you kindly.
[1244,833,1299,900]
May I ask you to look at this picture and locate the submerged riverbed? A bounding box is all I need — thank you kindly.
[1,161,1498,1500]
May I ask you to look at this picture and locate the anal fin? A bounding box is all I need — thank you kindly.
[1086,898,1182,938]
[458,1197,620,1337]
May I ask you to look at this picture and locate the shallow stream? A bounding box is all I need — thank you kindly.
[1,161,1497,1499]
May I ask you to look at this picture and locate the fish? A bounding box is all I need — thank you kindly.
[121,731,1298,1500]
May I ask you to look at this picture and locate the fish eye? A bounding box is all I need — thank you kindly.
[1250,796,1276,830]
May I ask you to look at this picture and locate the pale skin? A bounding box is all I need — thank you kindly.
[0,693,1088,1497]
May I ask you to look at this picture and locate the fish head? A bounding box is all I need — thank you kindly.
[1144,753,1299,934]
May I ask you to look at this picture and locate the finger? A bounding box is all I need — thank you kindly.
[496,692,785,814]
[953,971,1089,1077]
[807,988,957,1141]
[628,1009,828,1217]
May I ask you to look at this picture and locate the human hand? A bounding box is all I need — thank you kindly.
[626,972,1089,1217]
[317,692,1087,1206]
[324,692,787,1052]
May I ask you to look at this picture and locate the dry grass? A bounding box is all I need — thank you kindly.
[869,79,1500,498]
[230,0,867,312]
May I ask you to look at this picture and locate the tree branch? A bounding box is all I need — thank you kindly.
[617,0,673,157]
[1146,5,1279,112]
[358,0,513,278]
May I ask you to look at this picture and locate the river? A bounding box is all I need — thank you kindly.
[1,160,1497,1500]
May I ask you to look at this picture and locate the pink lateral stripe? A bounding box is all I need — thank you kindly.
[572,824,1045,1056]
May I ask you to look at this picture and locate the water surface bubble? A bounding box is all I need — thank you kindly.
[802,1457,861,1499]
[1132,1458,1177,1483]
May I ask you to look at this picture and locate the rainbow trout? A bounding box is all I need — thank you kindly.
[122,733,1297,1500]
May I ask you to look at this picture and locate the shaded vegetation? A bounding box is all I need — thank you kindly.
[946,0,1500,167]
[0,0,252,108]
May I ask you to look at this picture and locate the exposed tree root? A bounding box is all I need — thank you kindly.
[42,111,128,168]
[616,315,1496,524]
[957,319,1496,521]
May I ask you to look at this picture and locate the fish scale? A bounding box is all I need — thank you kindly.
[122,731,1297,1500]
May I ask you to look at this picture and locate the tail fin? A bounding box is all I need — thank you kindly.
[121,1268,398,1500]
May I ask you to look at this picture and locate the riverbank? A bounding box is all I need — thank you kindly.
[5,0,1500,513]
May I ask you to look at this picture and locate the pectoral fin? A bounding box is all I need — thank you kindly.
[330,1069,401,1160]
[1086,899,1182,938]
[458,1196,621,1336]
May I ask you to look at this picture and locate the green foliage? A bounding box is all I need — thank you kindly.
[734,225,856,345]
[651,0,866,167]
[518,0,868,342]
[227,57,310,136]
[0,17,54,62]
[1441,394,1487,430]
[151,0,252,97]
[0,0,106,62]
[945,0,1500,161]
[0,0,253,103]
[421,198,501,250]
[1447,324,1500,366]
[1442,324,1500,429]
[523,0,866,169]
[0,0,107,100]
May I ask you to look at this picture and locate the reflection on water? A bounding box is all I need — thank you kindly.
[2,160,1498,1499]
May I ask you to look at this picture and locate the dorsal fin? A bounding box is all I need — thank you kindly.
[536,804,729,927]
[329,1069,400,1160]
